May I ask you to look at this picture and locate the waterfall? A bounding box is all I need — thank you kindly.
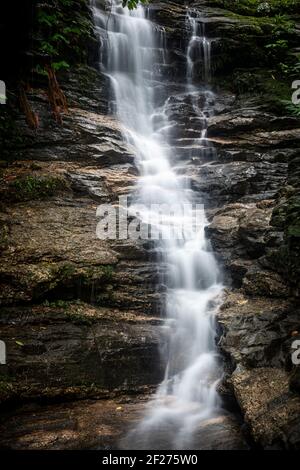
[92,0,223,449]
[187,10,211,83]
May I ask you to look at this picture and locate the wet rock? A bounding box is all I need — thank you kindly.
[206,202,280,286]
[191,157,287,206]
[14,74,135,167]
[243,268,289,298]
[0,397,149,450]
[0,59,165,411]
[208,111,300,136]
[1,0,300,451]
[232,368,300,449]
[0,303,165,403]
[121,413,248,450]
[191,414,248,450]
[290,367,300,395]
[217,291,297,369]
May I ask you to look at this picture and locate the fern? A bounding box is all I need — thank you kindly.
[282,100,300,117]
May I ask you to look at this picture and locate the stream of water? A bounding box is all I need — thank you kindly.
[92,0,223,449]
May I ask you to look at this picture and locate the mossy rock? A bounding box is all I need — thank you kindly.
[211,0,300,16]
[7,175,69,202]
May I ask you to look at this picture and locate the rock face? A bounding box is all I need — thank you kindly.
[0,0,300,450]
[232,368,300,449]
[0,304,164,402]
[0,64,165,399]
[0,397,149,450]
[0,62,167,448]
[147,3,300,449]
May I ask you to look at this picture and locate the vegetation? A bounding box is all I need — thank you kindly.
[212,0,300,15]
[122,0,148,9]
[209,0,300,117]
[10,175,68,201]
[34,0,94,74]
[282,100,300,117]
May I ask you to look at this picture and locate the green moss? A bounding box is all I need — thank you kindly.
[0,378,109,405]
[59,263,76,280]
[211,0,300,16]
[287,225,300,237]
[224,67,293,113]
[271,204,287,229]
[38,263,116,306]
[286,196,300,238]
[65,310,94,325]
[100,265,114,281]
[80,265,115,285]
[211,0,298,81]
[0,374,15,403]
[271,189,300,292]
[43,299,69,309]
[10,175,68,201]
[262,77,292,112]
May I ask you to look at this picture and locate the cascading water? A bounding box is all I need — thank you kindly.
[186,9,215,162]
[187,10,211,83]
[92,0,224,449]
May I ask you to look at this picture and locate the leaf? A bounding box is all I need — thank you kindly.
[123,0,148,9]
[52,61,70,71]
[52,33,70,45]
[15,341,24,347]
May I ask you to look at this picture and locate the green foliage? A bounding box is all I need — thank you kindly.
[58,263,77,280]
[260,10,296,72]
[230,67,294,115]
[232,70,262,94]
[265,39,289,62]
[34,0,93,71]
[265,39,289,51]
[212,0,297,79]
[53,61,70,71]
[10,175,68,201]
[280,61,300,77]
[212,0,300,15]
[272,14,294,31]
[0,375,15,402]
[100,265,114,281]
[282,100,300,117]
[43,299,70,308]
[81,265,115,285]
[122,0,148,9]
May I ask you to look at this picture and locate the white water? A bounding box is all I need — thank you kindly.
[92,0,223,449]
[187,10,211,83]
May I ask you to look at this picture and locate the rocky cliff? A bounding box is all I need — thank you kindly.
[0,0,299,449]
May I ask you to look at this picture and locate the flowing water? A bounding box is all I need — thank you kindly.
[92,0,223,449]
[187,10,211,83]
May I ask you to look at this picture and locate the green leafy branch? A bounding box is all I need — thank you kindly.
[34,0,94,74]
[122,0,148,9]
